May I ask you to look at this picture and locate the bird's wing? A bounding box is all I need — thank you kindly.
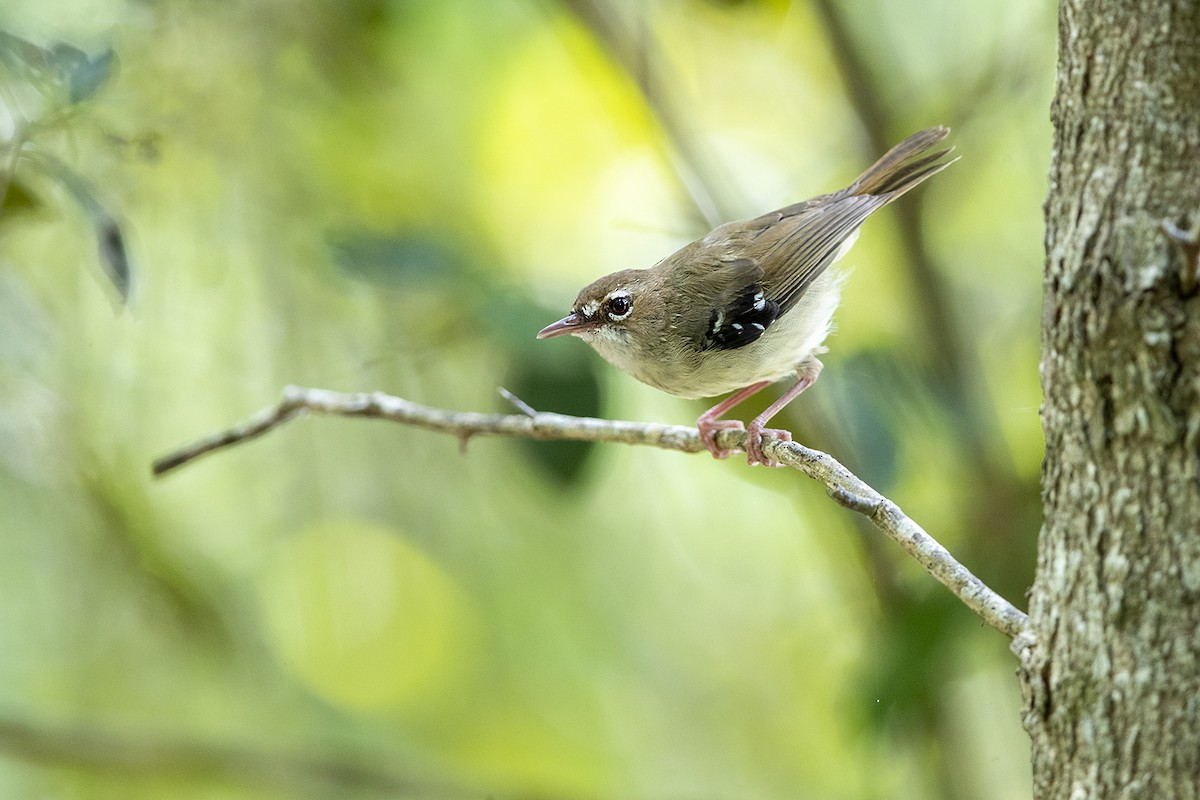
[692,128,957,352]
[748,193,888,315]
[690,195,884,352]
[695,257,782,351]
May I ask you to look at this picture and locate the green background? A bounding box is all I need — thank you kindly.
[0,1,1049,797]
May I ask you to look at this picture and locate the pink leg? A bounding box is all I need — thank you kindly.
[745,360,823,467]
[696,381,771,459]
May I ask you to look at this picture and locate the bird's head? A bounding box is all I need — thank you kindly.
[536,269,654,348]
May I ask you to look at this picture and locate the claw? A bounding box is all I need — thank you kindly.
[746,424,792,468]
[698,418,745,459]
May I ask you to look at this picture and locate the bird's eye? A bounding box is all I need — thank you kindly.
[606,294,632,320]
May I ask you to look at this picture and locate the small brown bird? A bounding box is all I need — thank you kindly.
[538,127,957,466]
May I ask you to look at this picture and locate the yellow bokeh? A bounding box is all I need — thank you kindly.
[256,519,477,713]
[0,1,1049,796]
[474,14,681,283]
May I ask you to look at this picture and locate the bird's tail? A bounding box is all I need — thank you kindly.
[849,126,958,199]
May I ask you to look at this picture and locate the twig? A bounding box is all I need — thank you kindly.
[152,386,1028,640]
[497,386,538,417]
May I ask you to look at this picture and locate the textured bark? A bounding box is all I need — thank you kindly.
[1016,1,1200,798]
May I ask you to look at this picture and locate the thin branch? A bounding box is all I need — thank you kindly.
[153,386,1029,640]
[807,0,1035,618]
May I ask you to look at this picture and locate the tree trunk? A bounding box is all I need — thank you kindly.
[1017,1,1200,798]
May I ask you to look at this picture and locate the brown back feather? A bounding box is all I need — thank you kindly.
[751,127,958,313]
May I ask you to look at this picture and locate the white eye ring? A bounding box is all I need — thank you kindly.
[606,292,632,321]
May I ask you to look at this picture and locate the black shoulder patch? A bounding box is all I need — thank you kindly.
[701,284,781,351]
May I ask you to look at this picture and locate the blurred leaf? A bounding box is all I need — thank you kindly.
[476,282,605,482]
[865,592,958,724]
[483,288,555,351]
[504,346,603,485]
[0,30,56,86]
[20,149,132,301]
[327,228,603,484]
[0,31,115,106]
[0,177,41,214]
[93,212,132,301]
[811,348,906,489]
[327,230,464,287]
[51,42,117,104]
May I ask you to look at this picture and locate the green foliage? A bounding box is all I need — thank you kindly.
[0,29,129,300]
[505,351,603,485]
[0,0,1050,797]
[0,31,115,104]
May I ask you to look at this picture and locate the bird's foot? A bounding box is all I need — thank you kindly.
[746,423,792,468]
[697,418,746,460]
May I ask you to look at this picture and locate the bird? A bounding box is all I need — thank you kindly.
[537,127,957,467]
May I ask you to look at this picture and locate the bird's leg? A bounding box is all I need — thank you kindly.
[745,359,823,467]
[696,381,771,459]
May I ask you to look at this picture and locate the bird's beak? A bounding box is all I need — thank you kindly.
[537,313,590,339]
